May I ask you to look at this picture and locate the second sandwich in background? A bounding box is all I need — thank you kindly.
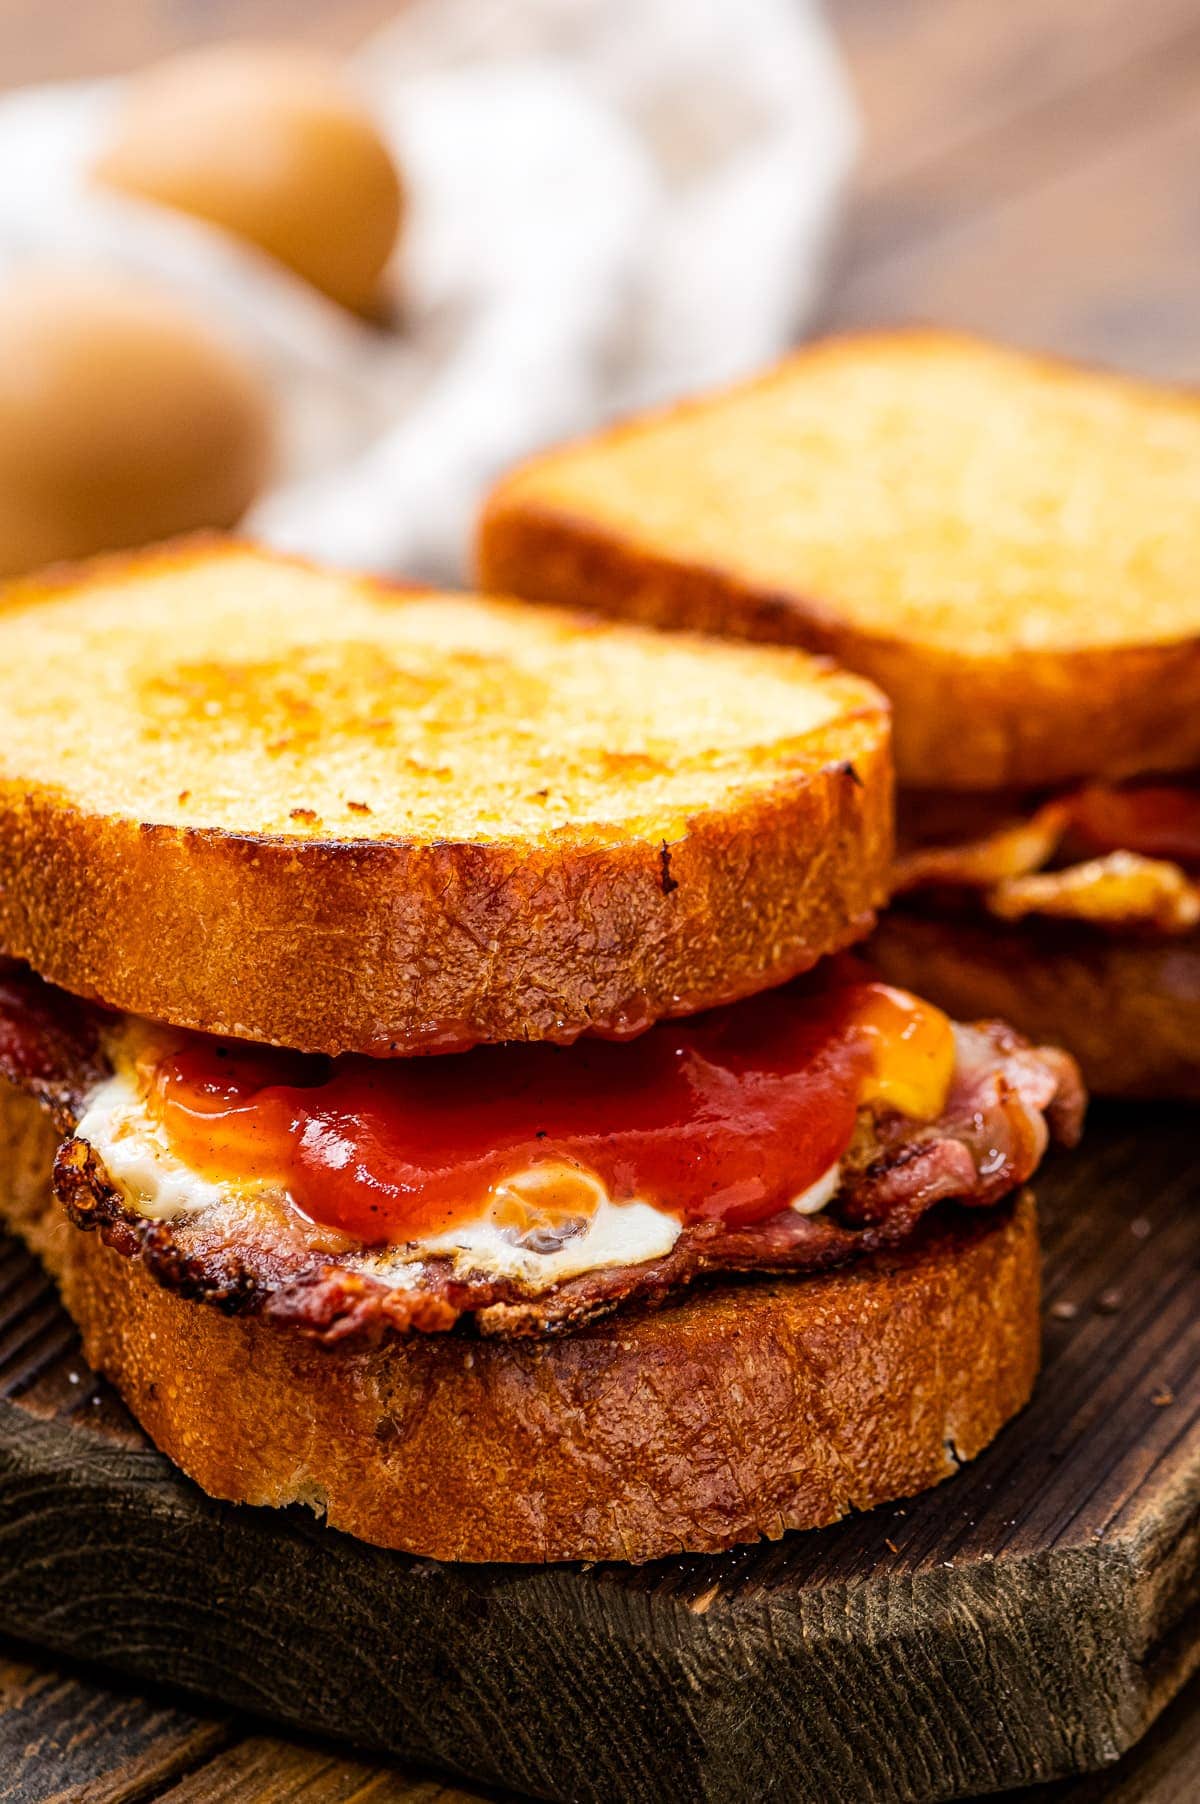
[478,330,1200,1098]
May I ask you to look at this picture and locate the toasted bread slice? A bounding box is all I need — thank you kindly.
[478,330,1200,790]
[1,1078,1040,1563]
[0,539,890,1055]
[869,913,1200,1099]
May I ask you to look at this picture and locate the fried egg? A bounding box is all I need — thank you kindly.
[74,1066,842,1294]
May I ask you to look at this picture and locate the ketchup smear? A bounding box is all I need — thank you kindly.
[146,980,952,1245]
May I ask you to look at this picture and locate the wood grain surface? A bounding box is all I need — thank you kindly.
[0,1641,487,1803]
[0,0,1199,1799]
[826,0,1200,375]
[0,1104,1193,1803]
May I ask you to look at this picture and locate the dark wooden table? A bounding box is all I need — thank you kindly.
[1,1,1198,1798]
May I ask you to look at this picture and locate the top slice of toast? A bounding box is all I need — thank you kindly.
[478,330,1200,790]
[0,540,891,1055]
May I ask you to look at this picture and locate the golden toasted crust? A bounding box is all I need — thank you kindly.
[0,1080,1040,1563]
[869,912,1200,1099]
[0,539,891,1054]
[478,330,1200,790]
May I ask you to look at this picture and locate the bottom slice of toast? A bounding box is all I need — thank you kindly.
[0,1077,1040,1565]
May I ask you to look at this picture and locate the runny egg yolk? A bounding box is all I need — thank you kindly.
[852,982,956,1120]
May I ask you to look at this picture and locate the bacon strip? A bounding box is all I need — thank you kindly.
[1070,781,1200,867]
[0,961,1084,1342]
[988,851,1200,933]
[894,800,1072,893]
[0,961,110,1128]
[894,778,1200,935]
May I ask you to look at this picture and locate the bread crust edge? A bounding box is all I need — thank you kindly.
[477,329,1200,792]
[478,498,1200,793]
[0,721,891,1055]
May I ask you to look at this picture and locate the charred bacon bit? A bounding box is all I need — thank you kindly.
[1,965,1084,1343]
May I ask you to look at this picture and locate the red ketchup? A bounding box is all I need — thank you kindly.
[143,981,954,1246]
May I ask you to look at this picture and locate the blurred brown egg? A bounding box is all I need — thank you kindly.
[0,269,273,578]
[94,45,404,316]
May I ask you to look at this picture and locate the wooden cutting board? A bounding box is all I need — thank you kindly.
[0,1103,1193,1804]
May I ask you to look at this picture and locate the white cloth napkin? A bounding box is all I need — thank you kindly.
[0,0,855,581]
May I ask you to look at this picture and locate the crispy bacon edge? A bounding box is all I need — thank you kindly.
[893,781,1200,935]
[0,960,1084,1342]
